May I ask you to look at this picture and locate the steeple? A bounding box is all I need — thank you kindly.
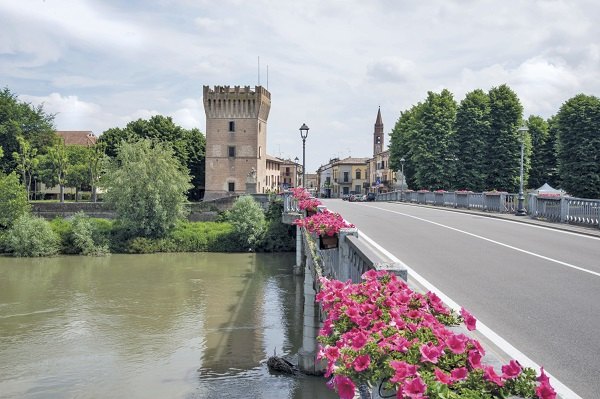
[374,106,384,156]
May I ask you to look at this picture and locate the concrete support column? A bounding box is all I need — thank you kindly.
[297,256,325,375]
[338,227,358,282]
[293,226,303,275]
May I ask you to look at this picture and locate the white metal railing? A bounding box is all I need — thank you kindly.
[377,190,600,229]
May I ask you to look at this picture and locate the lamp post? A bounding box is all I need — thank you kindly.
[299,123,309,188]
[516,125,529,216]
[294,156,299,188]
[400,157,405,201]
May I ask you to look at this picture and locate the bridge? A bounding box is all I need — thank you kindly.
[283,191,600,399]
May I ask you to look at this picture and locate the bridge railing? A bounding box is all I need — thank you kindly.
[377,189,600,229]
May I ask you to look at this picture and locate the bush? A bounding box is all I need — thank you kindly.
[50,217,76,254]
[71,212,110,256]
[5,214,60,257]
[226,195,266,251]
[169,221,242,252]
[258,200,295,252]
[0,172,31,229]
[125,237,177,253]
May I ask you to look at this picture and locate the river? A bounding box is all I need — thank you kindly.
[0,253,337,399]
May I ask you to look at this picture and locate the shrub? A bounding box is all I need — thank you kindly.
[169,221,242,252]
[5,214,59,257]
[226,195,266,251]
[50,217,77,254]
[258,200,295,252]
[0,172,31,229]
[71,212,110,256]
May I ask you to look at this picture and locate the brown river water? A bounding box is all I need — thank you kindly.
[0,253,337,399]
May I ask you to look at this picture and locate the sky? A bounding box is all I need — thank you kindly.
[2,0,599,173]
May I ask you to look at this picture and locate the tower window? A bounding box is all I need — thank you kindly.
[228,146,236,157]
[228,182,235,192]
[229,121,235,132]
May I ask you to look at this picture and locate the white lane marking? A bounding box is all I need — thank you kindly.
[368,205,600,278]
[358,229,583,399]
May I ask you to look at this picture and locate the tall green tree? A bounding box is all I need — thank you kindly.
[389,103,424,190]
[88,142,108,202]
[527,115,557,189]
[102,139,192,238]
[0,88,55,174]
[485,84,524,192]
[46,139,69,203]
[65,145,90,201]
[12,136,39,200]
[454,89,490,191]
[412,89,457,190]
[99,115,205,200]
[556,94,600,198]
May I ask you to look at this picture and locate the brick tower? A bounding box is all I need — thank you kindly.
[374,106,384,156]
[203,85,271,200]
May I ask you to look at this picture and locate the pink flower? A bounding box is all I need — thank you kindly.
[468,350,482,369]
[389,360,417,383]
[460,307,477,331]
[403,377,427,398]
[434,368,453,385]
[536,382,557,399]
[538,367,550,384]
[484,366,504,387]
[501,360,522,379]
[445,334,468,354]
[324,345,340,362]
[350,331,368,350]
[420,342,442,364]
[450,367,468,381]
[353,354,371,372]
[333,375,356,399]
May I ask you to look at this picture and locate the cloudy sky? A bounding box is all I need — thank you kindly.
[2,0,599,172]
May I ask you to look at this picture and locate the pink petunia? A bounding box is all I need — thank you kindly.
[350,331,368,350]
[501,360,522,379]
[484,366,504,387]
[420,342,442,364]
[403,377,427,398]
[460,307,477,331]
[538,367,550,384]
[446,334,468,354]
[450,367,468,381]
[468,350,483,369]
[333,375,356,399]
[536,382,557,399]
[389,360,418,383]
[324,345,340,362]
[353,354,371,372]
[434,368,453,385]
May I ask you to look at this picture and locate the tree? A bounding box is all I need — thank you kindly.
[411,89,457,190]
[99,115,206,200]
[0,172,31,229]
[389,103,424,190]
[0,87,55,174]
[65,145,90,201]
[12,136,38,200]
[226,195,266,251]
[527,115,557,189]
[556,94,600,198]
[102,139,192,238]
[485,84,524,192]
[88,142,108,202]
[5,214,59,257]
[454,90,490,191]
[46,139,69,202]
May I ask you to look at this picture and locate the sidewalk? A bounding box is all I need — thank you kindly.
[385,200,600,239]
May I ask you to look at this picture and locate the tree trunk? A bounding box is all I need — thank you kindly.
[75,187,79,202]
[92,185,97,203]
[60,184,64,203]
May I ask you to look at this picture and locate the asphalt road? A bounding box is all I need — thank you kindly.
[322,199,600,399]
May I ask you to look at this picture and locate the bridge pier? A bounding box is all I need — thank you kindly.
[293,226,303,275]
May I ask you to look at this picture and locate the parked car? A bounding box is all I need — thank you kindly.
[366,192,376,201]
[342,194,350,201]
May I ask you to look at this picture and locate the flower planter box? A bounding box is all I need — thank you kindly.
[319,234,339,249]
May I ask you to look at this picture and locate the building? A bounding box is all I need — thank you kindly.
[368,108,395,193]
[203,85,271,200]
[265,155,282,193]
[316,157,368,198]
[279,158,301,190]
[55,130,97,146]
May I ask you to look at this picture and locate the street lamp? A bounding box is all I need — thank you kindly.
[516,125,529,216]
[400,157,405,201]
[299,123,309,188]
[294,156,300,188]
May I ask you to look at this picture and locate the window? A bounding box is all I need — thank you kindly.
[229,121,235,132]
[355,185,361,193]
[228,146,236,157]
[258,146,262,159]
[356,169,361,179]
[228,182,235,192]
[343,172,349,183]
[285,167,290,176]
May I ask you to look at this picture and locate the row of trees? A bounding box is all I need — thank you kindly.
[389,85,600,198]
[0,88,207,201]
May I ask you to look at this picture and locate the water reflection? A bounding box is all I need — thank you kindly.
[0,253,336,399]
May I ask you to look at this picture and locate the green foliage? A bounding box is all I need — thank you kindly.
[71,212,110,255]
[169,221,241,252]
[45,139,69,202]
[454,89,490,191]
[226,195,266,251]
[5,214,59,257]
[485,84,524,191]
[102,139,192,238]
[0,87,56,174]
[258,200,295,252]
[527,115,557,189]
[12,136,38,200]
[0,171,31,229]
[556,94,600,198]
[99,115,206,200]
[65,146,91,200]
[412,89,457,190]
[389,103,424,190]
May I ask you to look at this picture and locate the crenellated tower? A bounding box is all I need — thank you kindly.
[374,107,384,156]
[203,85,271,200]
